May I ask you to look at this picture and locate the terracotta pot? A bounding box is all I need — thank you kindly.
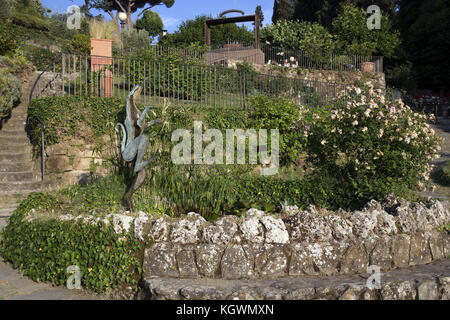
[90,38,113,97]
[361,62,374,73]
[90,38,113,71]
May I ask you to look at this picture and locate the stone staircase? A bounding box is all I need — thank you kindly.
[0,75,52,229]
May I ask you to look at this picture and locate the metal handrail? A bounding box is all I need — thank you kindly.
[27,52,64,181]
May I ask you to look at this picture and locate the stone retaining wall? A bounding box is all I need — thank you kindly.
[141,196,449,280]
[40,137,114,186]
[226,61,386,90]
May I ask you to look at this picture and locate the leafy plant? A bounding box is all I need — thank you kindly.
[0,192,143,293]
[24,45,58,70]
[0,67,22,118]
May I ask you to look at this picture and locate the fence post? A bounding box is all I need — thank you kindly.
[243,71,246,110]
[62,54,66,96]
[214,66,216,107]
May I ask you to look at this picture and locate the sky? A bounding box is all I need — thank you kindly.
[42,0,274,33]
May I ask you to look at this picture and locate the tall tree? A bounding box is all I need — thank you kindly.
[159,15,254,47]
[272,0,295,24]
[84,0,174,31]
[291,0,398,29]
[332,4,401,58]
[255,5,264,28]
[398,0,450,90]
[135,10,163,39]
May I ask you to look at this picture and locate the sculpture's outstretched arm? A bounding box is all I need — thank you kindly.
[137,106,154,128]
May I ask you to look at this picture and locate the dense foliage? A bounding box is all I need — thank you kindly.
[332,4,401,58]
[159,15,255,47]
[135,10,164,39]
[27,96,124,150]
[0,67,22,118]
[298,82,441,204]
[0,193,143,293]
[272,0,449,92]
[261,20,335,55]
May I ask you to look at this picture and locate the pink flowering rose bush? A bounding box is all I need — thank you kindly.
[298,82,442,204]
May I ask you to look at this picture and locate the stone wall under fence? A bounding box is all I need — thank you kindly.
[224,60,386,91]
[36,136,117,186]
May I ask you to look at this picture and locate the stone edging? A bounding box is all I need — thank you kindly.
[141,196,449,280]
[52,195,450,280]
[143,260,450,300]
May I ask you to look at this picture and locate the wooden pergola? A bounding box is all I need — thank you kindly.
[204,10,261,48]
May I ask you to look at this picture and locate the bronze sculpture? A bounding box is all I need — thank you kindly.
[115,85,162,211]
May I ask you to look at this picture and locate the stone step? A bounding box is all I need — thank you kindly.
[0,121,27,131]
[0,152,32,162]
[0,193,29,206]
[0,162,34,172]
[0,207,16,218]
[0,130,28,137]
[0,171,36,182]
[0,144,33,153]
[8,113,27,120]
[0,136,30,145]
[1,117,27,125]
[0,181,48,193]
[143,260,450,300]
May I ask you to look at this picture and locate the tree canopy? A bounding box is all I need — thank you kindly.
[135,10,163,39]
[83,0,174,30]
[159,15,255,47]
[332,4,401,57]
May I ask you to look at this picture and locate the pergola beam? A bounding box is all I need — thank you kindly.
[204,14,260,48]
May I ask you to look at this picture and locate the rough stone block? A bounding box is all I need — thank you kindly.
[144,243,178,278]
[195,244,222,277]
[288,244,317,276]
[417,280,439,300]
[47,156,71,173]
[176,250,198,278]
[439,277,450,300]
[392,234,410,268]
[305,242,340,276]
[340,243,369,274]
[370,236,393,271]
[381,281,416,300]
[409,232,432,266]
[428,231,445,261]
[73,157,92,171]
[221,244,254,279]
[255,245,288,277]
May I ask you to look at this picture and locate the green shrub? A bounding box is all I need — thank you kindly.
[68,34,92,55]
[27,96,124,150]
[432,161,450,186]
[0,193,143,293]
[0,67,22,118]
[261,20,335,65]
[24,45,58,71]
[299,83,441,204]
[0,21,19,56]
[12,11,49,31]
[247,95,303,165]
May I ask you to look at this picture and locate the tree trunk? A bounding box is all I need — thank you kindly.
[127,2,133,31]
